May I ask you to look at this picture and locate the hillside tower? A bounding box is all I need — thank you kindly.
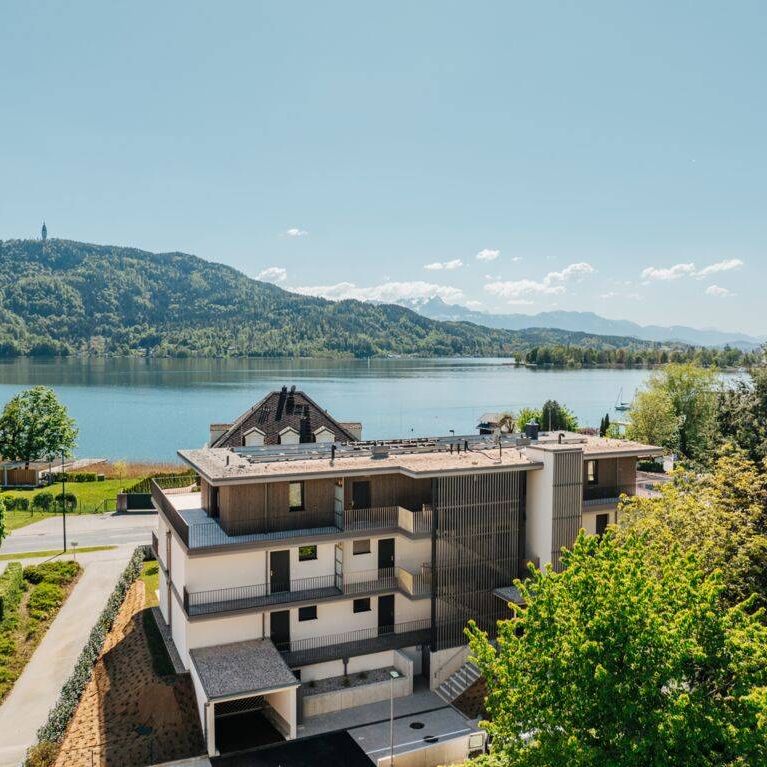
[41,221,47,241]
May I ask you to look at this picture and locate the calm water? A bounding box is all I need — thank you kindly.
[0,358,695,461]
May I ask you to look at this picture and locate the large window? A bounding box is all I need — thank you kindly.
[596,513,610,537]
[299,545,317,561]
[353,539,371,555]
[289,481,305,511]
[298,605,317,622]
[353,598,371,613]
[586,460,598,485]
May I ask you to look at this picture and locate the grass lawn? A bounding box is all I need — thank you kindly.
[140,560,160,608]
[0,560,82,703]
[0,546,116,562]
[4,509,57,533]
[2,478,128,514]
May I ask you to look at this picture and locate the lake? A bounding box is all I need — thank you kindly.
[0,358,710,461]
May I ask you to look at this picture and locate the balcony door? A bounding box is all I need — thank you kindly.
[270,610,290,647]
[270,550,290,594]
[378,594,395,634]
[352,480,371,509]
[378,538,395,576]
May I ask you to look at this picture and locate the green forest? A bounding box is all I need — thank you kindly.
[0,238,755,365]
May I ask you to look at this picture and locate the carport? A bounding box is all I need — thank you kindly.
[189,638,300,757]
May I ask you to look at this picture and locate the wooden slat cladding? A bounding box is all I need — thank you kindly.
[432,471,526,650]
[343,474,431,511]
[551,450,583,572]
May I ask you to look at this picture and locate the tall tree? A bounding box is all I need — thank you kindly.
[716,365,767,464]
[467,532,767,767]
[0,387,78,467]
[627,363,716,459]
[539,400,578,431]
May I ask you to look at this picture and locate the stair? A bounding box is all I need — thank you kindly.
[435,660,482,704]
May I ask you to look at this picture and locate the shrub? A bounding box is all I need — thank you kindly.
[32,545,151,752]
[2,495,17,511]
[15,497,30,511]
[27,583,64,621]
[54,493,77,513]
[32,492,54,511]
[24,740,58,767]
[24,561,80,586]
[0,562,24,626]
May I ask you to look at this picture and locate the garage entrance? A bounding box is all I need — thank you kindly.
[214,696,285,754]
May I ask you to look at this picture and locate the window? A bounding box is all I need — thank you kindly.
[299,545,317,561]
[298,605,317,621]
[353,539,371,555]
[586,460,598,485]
[595,513,610,537]
[289,481,304,511]
[353,598,371,613]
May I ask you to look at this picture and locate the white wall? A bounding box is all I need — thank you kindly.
[169,534,187,591]
[267,687,297,739]
[188,611,265,652]
[289,542,335,580]
[343,535,430,574]
[522,453,554,568]
[394,593,430,623]
[170,595,189,666]
[581,508,616,535]
[298,649,412,682]
[187,549,267,592]
[244,429,265,446]
[158,568,170,623]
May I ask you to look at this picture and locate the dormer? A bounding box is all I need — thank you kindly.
[278,426,300,445]
[242,427,265,447]
[314,426,335,443]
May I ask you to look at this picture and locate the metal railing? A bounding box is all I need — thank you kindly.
[583,483,636,505]
[276,618,431,665]
[150,479,191,547]
[396,565,431,597]
[184,568,403,617]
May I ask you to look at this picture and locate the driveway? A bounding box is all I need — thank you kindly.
[0,546,137,766]
[0,512,156,555]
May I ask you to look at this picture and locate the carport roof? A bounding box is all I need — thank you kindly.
[190,639,298,700]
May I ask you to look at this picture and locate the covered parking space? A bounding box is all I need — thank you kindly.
[190,638,300,757]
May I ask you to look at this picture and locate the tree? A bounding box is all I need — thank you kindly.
[515,407,541,432]
[0,496,5,543]
[540,399,578,431]
[496,412,516,434]
[0,387,77,467]
[627,363,716,459]
[598,412,610,437]
[467,532,767,767]
[616,445,767,605]
[716,365,767,465]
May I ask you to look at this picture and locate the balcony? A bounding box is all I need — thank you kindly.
[583,483,636,507]
[276,618,431,666]
[152,478,432,551]
[183,565,431,618]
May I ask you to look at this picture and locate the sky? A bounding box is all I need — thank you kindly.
[1,2,765,334]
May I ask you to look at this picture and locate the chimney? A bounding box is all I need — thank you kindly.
[209,423,232,446]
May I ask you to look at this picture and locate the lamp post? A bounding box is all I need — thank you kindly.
[389,669,402,767]
[60,451,67,552]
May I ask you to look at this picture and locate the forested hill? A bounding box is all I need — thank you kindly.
[0,238,667,358]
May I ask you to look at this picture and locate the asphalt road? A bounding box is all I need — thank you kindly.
[0,511,157,554]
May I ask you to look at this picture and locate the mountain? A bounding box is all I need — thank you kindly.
[407,298,765,350]
[0,239,666,358]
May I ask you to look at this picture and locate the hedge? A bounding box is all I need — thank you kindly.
[47,472,103,483]
[0,562,24,625]
[31,545,152,753]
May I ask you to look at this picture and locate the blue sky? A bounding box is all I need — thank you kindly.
[1,2,765,333]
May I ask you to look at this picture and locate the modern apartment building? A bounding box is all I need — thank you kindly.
[151,391,661,759]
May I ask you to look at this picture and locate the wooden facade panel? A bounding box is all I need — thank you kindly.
[617,457,637,490]
[583,457,617,488]
[343,474,432,511]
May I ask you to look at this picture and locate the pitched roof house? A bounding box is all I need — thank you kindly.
[209,386,361,448]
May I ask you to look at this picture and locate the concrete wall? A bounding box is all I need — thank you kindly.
[376,735,473,767]
[428,645,470,690]
[303,670,411,718]
[524,451,555,568]
[188,611,265,652]
[581,508,617,535]
[186,549,267,592]
[266,687,297,739]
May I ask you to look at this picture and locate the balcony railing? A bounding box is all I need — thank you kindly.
[184,567,404,617]
[275,618,431,665]
[150,530,159,559]
[583,484,636,506]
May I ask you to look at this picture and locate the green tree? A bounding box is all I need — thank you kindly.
[716,365,767,464]
[467,532,767,767]
[598,412,610,437]
[617,445,767,605]
[0,386,78,468]
[627,363,716,459]
[515,407,541,432]
[0,496,5,543]
[496,412,516,434]
[540,399,578,431]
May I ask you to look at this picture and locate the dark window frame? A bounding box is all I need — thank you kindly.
[298,605,318,622]
[289,481,305,511]
[353,597,371,613]
[586,460,598,485]
[298,544,318,562]
[595,512,610,537]
[353,539,371,556]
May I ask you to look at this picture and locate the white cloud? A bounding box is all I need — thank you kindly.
[291,280,464,304]
[641,263,696,281]
[484,262,595,302]
[424,259,463,271]
[285,227,308,237]
[464,300,484,310]
[696,258,743,278]
[641,258,743,282]
[257,266,287,283]
[476,248,500,262]
[705,284,735,297]
[511,256,523,262]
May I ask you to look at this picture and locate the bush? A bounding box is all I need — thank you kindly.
[24,740,58,767]
[32,492,54,511]
[32,545,151,752]
[27,583,65,621]
[0,562,24,626]
[2,495,17,511]
[54,493,77,513]
[15,497,30,511]
[24,561,80,586]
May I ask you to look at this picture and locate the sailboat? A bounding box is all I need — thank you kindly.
[615,387,631,411]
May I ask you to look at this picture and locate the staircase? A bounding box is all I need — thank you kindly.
[435,660,481,704]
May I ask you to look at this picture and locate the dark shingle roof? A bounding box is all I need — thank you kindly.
[211,387,358,447]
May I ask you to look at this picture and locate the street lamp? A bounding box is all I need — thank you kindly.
[389,669,402,767]
[60,451,67,552]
